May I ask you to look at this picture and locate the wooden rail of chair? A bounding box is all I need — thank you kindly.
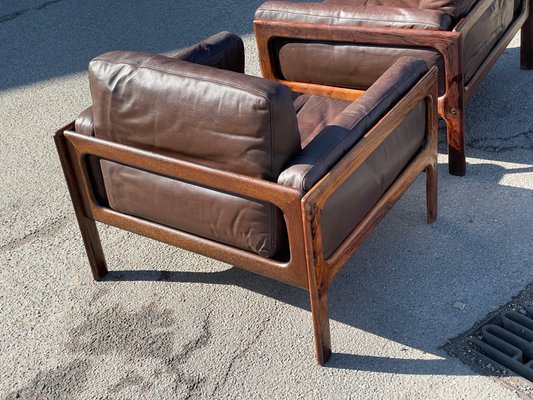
[300,67,439,364]
[55,127,310,288]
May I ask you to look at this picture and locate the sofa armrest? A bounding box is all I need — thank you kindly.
[278,57,429,192]
[75,106,94,136]
[173,31,245,73]
[255,1,452,30]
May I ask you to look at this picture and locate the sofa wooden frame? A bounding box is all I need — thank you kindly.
[254,0,533,177]
[55,67,438,366]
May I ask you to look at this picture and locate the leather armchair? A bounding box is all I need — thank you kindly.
[254,0,533,176]
[55,32,439,365]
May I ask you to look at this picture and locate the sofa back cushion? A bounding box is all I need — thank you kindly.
[89,51,300,179]
[418,0,477,18]
[87,51,301,257]
[320,0,477,19]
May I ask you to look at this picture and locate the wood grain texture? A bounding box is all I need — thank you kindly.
[255,2,533,177]
[56,65,439,366]
[280,79,365,101]
[54,125,108,281]
[299,68,439,362]
[62,129,310,288]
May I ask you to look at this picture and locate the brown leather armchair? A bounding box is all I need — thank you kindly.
[55,32,438,365]
[254,0,533,176]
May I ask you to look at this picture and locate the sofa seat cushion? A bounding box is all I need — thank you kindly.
[256,1,453,30]
[292,92,352,147]
[87,51,302,258]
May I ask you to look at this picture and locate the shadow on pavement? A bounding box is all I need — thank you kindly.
[102,157,532,374]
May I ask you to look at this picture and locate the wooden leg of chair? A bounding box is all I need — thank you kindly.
[426,163,438,224]
[54,131,108,281]
[521,0,533,70]
[75,217,107,281]
[309,285,332,366]
[441,95,466,177]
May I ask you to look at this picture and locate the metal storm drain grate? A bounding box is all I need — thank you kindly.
[470,307,533,381]
[444,285,533,396]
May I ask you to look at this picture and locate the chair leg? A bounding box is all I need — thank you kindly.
[426,163,438,224]
[309,284,332,366]
[521,0,533,70]
[441,94,466,177]
[54,131,108,281]
[75,217,108,281]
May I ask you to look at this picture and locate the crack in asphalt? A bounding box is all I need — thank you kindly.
[166,310,213,399]
[468,129,533,153]
[211,312,274,396]
[35,0,62,11]
[0,0,62,24]
[168,310,213,371]
[0,9,28,23]
[0,215,72,253]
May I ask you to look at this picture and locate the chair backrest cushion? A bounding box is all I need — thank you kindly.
[87,51,301,257]
[418,0,477,18]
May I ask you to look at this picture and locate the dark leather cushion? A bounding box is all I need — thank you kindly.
[462,0,514,82]
[88,50,301,257]
[279,57,429,257]
[292,92,352,147]
[321,0,477,19]
[173,31,245,73]
[274,38,445,93]
[279,57,428,191]
[320,100,426,257]
[256,1,453,30]
[418,0,477,18]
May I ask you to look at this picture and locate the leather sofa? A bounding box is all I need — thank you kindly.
[254,0,533,176]
[55,32,439,365]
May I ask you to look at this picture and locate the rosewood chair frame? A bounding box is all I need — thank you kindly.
[254,0,533,177]
[55,67,438,366]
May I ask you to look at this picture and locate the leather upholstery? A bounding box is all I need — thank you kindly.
[278,57,429,257]
[86,46,301,258]
[74,106,95,135]
[256,0,517,88]
[462,0,514,82]
[256,1,453,29]
[320,100,425,257]
[76,33,431,260]
[173,31,245,73]
[313,0,477,19]
[73,106,108,206]
[274,39,444,92]
[279,57,427,191]
[292,92,352,147]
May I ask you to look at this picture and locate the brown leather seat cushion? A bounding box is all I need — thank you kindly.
[87,49,302,258]
[292,92,352,147]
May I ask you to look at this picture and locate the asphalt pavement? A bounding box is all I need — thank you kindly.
[1,1,532,399]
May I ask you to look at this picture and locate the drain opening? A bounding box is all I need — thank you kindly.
[469,307,533,381]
